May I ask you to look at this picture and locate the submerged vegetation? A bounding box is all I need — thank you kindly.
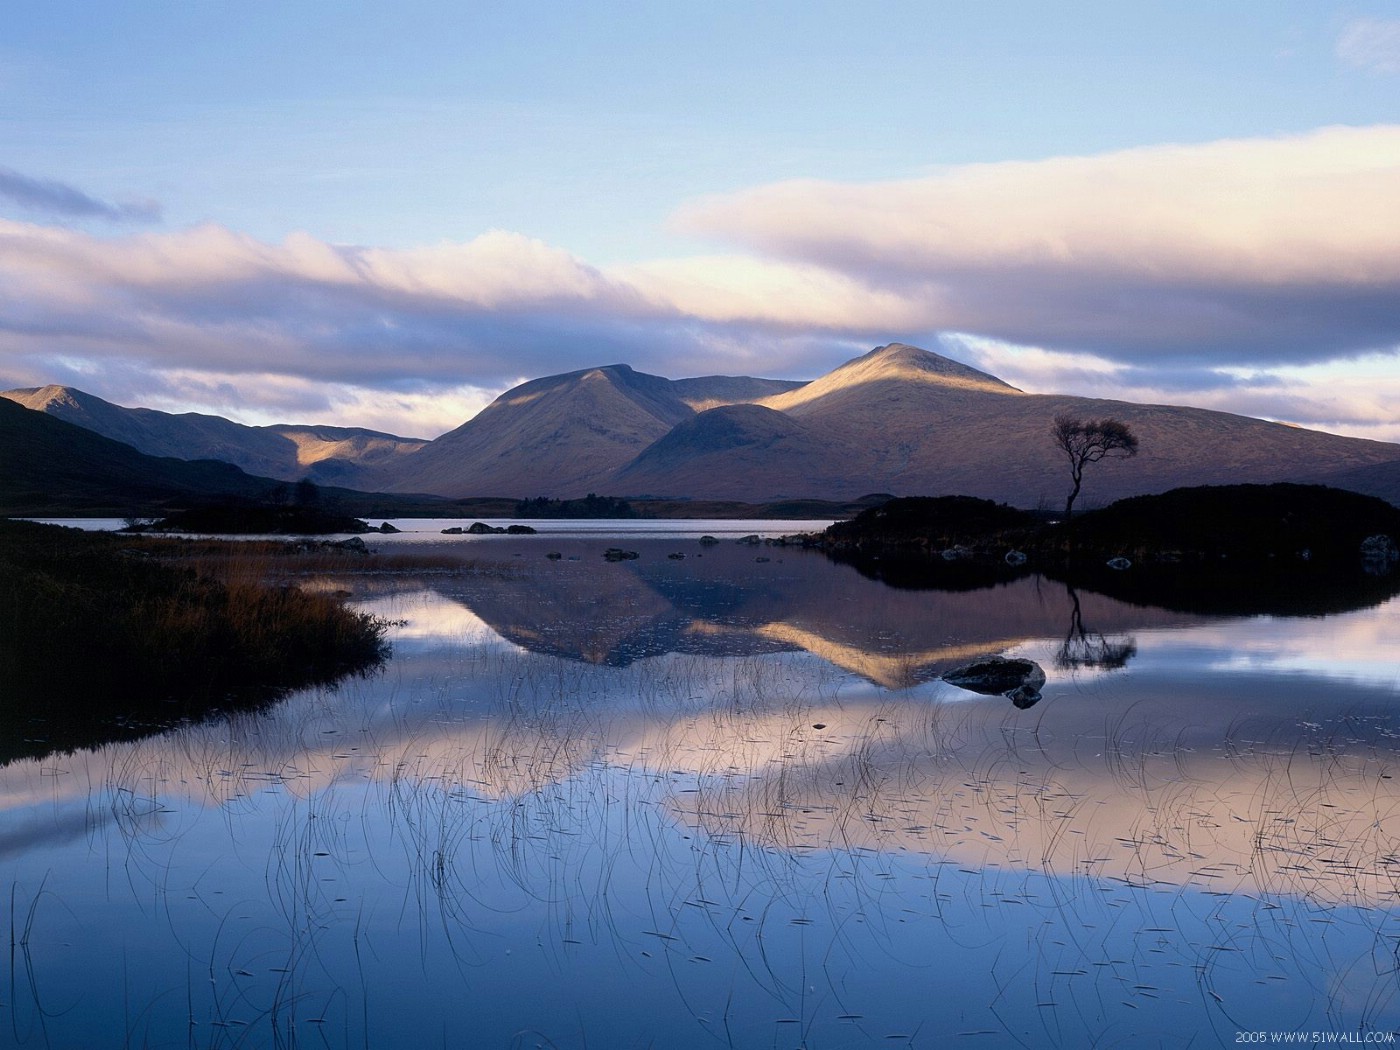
[0,519,388,761]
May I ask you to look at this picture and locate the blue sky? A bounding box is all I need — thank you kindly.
[1,2,1399,439]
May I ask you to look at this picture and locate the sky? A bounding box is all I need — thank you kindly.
[1,1,1399,441]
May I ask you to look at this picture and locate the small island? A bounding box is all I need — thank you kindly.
[123,503,377,535]
[816,483,1400,614]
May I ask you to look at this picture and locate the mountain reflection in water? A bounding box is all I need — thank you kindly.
[2,532,1400,1047]
[424,538,1200,687]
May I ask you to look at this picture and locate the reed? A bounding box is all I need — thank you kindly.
[0,520,389,762]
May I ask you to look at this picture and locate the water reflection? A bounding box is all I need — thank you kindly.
[1057,585,1138,671]
[430,540,1194,689]
[2,536,1399,1046]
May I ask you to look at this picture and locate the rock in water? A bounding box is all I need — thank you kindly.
[942,656,1047,707]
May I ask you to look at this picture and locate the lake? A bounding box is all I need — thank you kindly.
[4,525,1400,1047]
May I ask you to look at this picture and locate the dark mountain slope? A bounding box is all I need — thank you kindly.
[1305,457,1400,506]
[2,385,426,487]
[614,403,864,498]
[0,396,283,514]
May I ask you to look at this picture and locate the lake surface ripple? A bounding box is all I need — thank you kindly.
[4,530,1400,1047]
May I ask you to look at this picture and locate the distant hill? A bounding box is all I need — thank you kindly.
[0,397,447,517]
[0,395,284,514]
[1305,457,1400,507]
[13,344,1400,508]
[610,344,1400,507]
[2,385,427,488]
[372,342,1399,504]
[380,365,802,497]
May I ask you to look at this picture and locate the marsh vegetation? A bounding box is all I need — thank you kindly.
[0,520,390,760]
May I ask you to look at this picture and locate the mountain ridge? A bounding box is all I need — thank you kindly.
[380,364,805,497]
[2,384,428,488]
[11,344,1400,508]
[0,395,286,514]
[759,342,1020,417]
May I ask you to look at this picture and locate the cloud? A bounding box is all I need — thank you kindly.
[956,336,1400,444]
[1337,18,1400,74]
[674,125,1400,366]
[3,126,1400,441]
[128,369,507,438]
[0,219,867,433]
[0,167,161,224]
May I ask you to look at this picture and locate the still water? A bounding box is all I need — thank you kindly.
[4,527,1400,1048]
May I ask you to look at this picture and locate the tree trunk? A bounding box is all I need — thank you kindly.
[1063,466,1083,520]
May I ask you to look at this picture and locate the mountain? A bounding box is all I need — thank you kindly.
[609,343,1400,507]
[1305,458,1400,506]
[614,403,863,498]
[14,344,1400,508]
[1,385,427,488]
[0,395,287,514]
[0,397,461,517]
[381,365,802,497]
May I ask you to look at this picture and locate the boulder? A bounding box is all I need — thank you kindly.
[506,524,537,534]
[441,526,464,535]
[603,548,639,561]
[1007,684,1042,709]
[466,521,504,535]
[377,522,400,534]
[942,656,1047,707]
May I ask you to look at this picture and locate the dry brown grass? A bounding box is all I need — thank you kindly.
[132,536,473,584]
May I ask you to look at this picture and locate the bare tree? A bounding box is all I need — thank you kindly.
[1051,414,1139,520]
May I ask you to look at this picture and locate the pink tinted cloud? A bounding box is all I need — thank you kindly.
[674,125,1400,364]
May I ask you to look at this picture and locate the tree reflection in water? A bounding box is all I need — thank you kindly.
[1057,584,1138,673]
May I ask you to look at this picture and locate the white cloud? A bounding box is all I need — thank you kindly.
[1337,18,1400,74]
[957,336,1400,444]
[4,125,1400,440]
[675,125,1400,364]
[0,218,867,430]
[617,253,929,331]
[130,370,509,438]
